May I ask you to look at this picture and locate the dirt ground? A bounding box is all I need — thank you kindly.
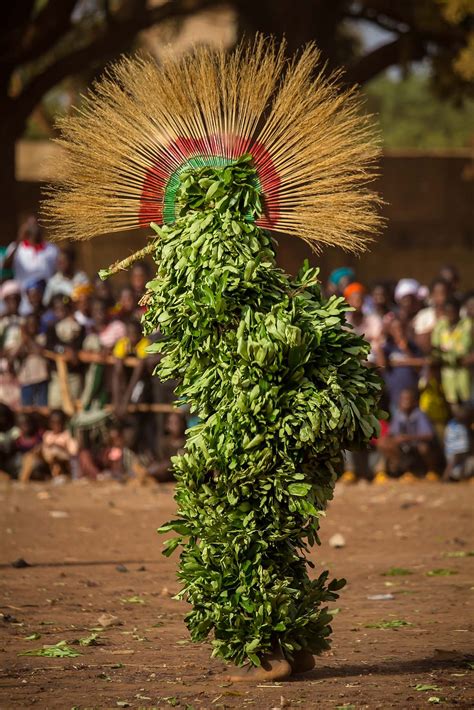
[0,479,473,710]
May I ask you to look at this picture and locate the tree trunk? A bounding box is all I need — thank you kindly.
[235,0,347,68]
[0,127,19,245]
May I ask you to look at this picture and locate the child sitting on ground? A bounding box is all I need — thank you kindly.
[377,388,440,480]
[78,420,135,481]
[147,412,186,483]
[19,409,78,482]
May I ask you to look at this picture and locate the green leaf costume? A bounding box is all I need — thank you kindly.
[43,37,383,669]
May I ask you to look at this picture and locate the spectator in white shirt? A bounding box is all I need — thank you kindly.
[5,216,58,314]
[42,244,89,307]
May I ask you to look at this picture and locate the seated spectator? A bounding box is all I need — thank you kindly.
[344,282,383,357]
[0,403,19,477]
[111,319,153,416]
[4,216,58,315]
[1,411,43,479]
[78,420,141,482]
[444,403,473,481]
[72,283,94,331]
[146,412,186,483]
[376,317,426,412]
[378,388,439,478]
[10,314,49,407]
[45,296,85,410]
[20,409,78,482]
[431,297,472,405]
[413,278,449,353]
[43,244,89,307]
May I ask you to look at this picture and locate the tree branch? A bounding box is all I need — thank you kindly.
[11,0,79,65]
[12,0,223,133]
[345,35,425,86]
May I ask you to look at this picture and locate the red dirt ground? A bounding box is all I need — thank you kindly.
[0,479,473,709]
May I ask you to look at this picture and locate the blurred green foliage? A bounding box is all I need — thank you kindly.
[365,73,474,150]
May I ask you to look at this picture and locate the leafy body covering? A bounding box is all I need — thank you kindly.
[143,156,382,666]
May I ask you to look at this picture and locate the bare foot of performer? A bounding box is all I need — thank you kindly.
[223,648,292,683]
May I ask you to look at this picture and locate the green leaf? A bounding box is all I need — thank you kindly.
[18,641,81,658]
[288,483,311,497]
[79,633,102,646]
[426,568,458,576]
[444,550,474,558]
[24,633,41,640]
[121,596,145,604]
[415,684,441,692]
[365,619,412,630]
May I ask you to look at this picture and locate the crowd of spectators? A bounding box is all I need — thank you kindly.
[1,216,473,484]
[330,267,474,482]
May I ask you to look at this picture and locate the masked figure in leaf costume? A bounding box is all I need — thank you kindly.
[43,37,383,681]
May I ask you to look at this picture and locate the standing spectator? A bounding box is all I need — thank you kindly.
[366,282,392,319]
[80,298,127,409]
[113,286,139,322]
[0,245,14,287]
[72,283,94,331]
[376,317,426,412]
[10,314,49,407]
[111,319,152,415]
[88,297,127,352]
[0,280,23,409]
[393,278,424,334]
[344,282,383,356]
[130,261,151,307]
[42,244,89,307]
[326,266,355,297]
[413,278,449,353]
[4,216,58,314]
[45,297,85,410]
[23,277,47,321]
[444,403,472,481]
[431,297,472,405]
[0,280,23,354]
[438,264,462,300]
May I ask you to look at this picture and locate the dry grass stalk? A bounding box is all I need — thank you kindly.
[42,35,383,253]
